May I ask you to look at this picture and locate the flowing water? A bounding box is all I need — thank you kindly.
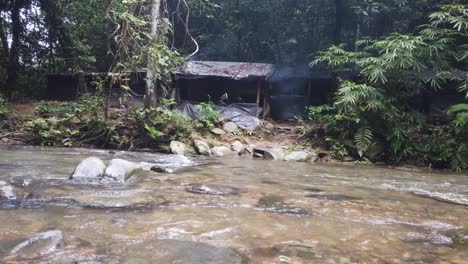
[0,145,467,263]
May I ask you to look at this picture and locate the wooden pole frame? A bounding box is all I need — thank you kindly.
[256,79,261,106]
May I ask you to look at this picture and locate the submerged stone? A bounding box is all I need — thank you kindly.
[185,183,241,196]
[71,157,106,179]
[303,187,323,193]
[8,230,63,259]
[150,165,175,173]
[261,180,281,185]
[253,241,319,261]
[305,193,360,201]
[119,239,247,264]
[442,229,468,248]
[256,195,308,215]
[0,181,16,201]
[72,189,166,208]
[104,159,140,182]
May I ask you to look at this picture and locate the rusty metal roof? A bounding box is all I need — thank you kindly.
[174,61,275,80]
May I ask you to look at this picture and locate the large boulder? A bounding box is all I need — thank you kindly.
[223,122,238,133]
[253,147,285,160]
[0,181,16,201]
[231,141,245,154]
[284,151,311,162]
[70,157,106,179]
[211,146,237,157]
[105,159,140,182]
[170,141,187,155]
[194,140,211,156]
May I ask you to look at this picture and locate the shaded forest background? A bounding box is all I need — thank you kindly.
[0,0,462,98]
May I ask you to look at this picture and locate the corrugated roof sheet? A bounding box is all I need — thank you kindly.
[175,61,274,80]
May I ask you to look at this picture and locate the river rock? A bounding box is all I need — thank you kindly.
[185,183,241,195]
[71,157,106,179]
[104,159,140,182]
[246,144,255,154]
[138,162,156,171]
[72,189,166,208]
[442,229,468,247]
[170,141,187,155]
[253,147,285,160]
[194,140,211,156]
[256,195,308,215]
[0,181,16,201]
[151,166,175,173]
[8,230,63,259]
[231,141,245,154]
[211,128,226,136]
[305,193,360,201]
[262,121,275,130]
[212,146,237,157]
[284,151,311,162]
[119,240,247,264]
[223,122,238,133]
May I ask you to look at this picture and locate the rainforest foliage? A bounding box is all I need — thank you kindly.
[0,0,467,169]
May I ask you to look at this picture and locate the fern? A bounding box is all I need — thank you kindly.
[447,104,468,115]
[354,127,374,157]
[448,104,468,128]
[144,124,165,139]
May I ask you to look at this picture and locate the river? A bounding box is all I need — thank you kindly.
[0,145,467,263]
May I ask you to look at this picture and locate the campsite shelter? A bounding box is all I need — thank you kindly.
[266,65,336,120]
[173,61,274,117]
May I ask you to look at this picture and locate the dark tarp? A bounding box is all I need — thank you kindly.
[176,101,261,130]
[174,61,274,81]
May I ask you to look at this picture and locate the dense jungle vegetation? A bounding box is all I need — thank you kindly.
[0,0,467,170]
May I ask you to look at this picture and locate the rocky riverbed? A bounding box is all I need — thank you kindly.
[0,145,467,263]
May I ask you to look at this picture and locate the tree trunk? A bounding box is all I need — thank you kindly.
[0,17,8,59]
[334,0,343,45]
[355,14,361,52]
[0,16,9,92]
[38,0,78,71]
[5,0,24,99]
[144,0,162,108]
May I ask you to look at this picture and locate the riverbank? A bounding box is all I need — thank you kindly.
[0,100,461,172]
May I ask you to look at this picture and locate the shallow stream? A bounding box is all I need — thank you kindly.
[0,146,467,263]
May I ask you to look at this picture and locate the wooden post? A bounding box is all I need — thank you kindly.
[256,79,261,106]
[263,83,271,120]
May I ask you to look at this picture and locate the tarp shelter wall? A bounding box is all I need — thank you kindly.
[173,61,274,112]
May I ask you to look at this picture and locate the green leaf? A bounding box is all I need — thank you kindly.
[144,124,165,139]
